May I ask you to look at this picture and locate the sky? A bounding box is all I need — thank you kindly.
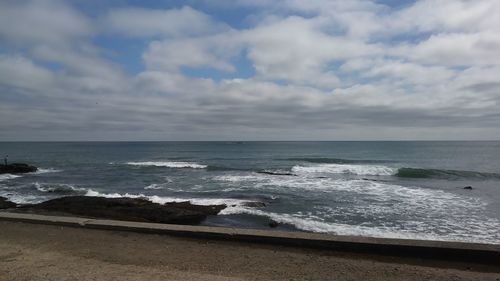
[1,0,500,141]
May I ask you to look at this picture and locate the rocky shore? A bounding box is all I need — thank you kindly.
[0,163,38,174]
[0,196,16,209]
[1,196,226,225]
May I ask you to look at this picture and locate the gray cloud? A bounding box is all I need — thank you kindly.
[1,0,500,141]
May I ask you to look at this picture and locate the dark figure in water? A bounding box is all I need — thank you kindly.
[3,155,7,166]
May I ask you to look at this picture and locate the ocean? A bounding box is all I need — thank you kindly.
[1,141,499,244]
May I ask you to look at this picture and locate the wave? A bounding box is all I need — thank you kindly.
[205,166,251,172]
[0,168,60,181]
[144,183,165,190]
[0,193,46,205]
[0,174,22,181]
[34,168,62,174]
[292,163,396,176]
[284,157,391,164]
[34,182,87,194]
[125,161,207,169]
[395,167,500,180]
[257,170,297,176]
[219,207,499,244]
[84,189,253,208]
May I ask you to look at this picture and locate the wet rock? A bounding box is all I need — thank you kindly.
[18,196,226,225]
[163,200,224,216]
[268,220,279,228]
[257,170,296,176]
[0,196,16,209]
[0,163,37,174]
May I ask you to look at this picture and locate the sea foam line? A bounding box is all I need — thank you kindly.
[34,182,87,194]
[220,206,500,244]
[0,174,22,181]
[84,189,251,207]
[34,168,63,174]
[291,163,396,176]
[125,161,207,169]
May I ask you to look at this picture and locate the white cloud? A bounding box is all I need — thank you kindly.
[143,34,240,72]
[104,6,228,38]
[243,16,381,87]
[0,0,92,46]
[394,32,500,67]
[391,0,500,34]
[0,55,54,91]
[2,0,500,140]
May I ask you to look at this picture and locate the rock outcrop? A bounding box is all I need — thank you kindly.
[257,170,296,176]
[17,196,226,225]
[0,197,16,209]
[0,163,37,174]
[268,220,279,228]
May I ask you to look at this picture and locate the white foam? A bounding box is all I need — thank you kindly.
[291,163,396,176]
[34,168,62,174]
[144,177,174,190]
[34,182,87,193]
[213,174,263,182]
[212,171,500,243]
[126,161,207,169]
[144,183,164,190]
[0,174,21,181]
[0,191,47,205]
[220,207,500,244]
[84,189,250,207]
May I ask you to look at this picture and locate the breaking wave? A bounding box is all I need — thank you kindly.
[291,163,396,176]
[284,157,392,164]
[34,182,87,194]
[395,167,500,180]
[125,161,207,169]
[0,174,22,181]
[84,189,253,209]
[219,207,500,244]
[34,168,62,174]
[286,163,500,180]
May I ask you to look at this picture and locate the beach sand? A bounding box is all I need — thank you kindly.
[0,220,499,281]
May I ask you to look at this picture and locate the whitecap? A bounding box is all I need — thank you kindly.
[34,182,87,194]
[0,174,22,181]
[34,168,63,174]
[291,163,396,176]
[220,207,500,244]
[84,189,251,207]
[126,161,207,169]
[144,183,165,190]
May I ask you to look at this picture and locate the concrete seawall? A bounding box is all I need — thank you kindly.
[1,212,499,265]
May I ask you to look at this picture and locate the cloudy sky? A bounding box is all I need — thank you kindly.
[1,0,500,141]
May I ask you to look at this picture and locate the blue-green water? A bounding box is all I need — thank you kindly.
[1,141,500,244]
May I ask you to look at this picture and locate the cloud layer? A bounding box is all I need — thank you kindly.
[1,0,499,140]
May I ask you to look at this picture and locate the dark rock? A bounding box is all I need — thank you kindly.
[257,170,296,176]
[18,196,226,225]
[242,201,266,208]
[0,196,16,209]
[0,163,37,174]
[268,220,279,228]
[463,186,473,190]
[163,201,224,216]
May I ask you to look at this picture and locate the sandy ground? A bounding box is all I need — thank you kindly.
[0,221,499,281]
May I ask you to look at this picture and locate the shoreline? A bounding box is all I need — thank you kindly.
[1,212,499,266]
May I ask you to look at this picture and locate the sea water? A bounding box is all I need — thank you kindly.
[1,141,499,244]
